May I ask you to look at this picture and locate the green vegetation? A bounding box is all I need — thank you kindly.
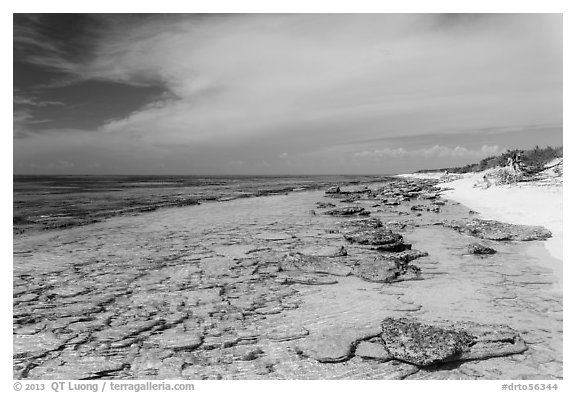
[417,146,563,174]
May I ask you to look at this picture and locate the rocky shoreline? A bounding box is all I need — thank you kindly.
[13,177,562,379]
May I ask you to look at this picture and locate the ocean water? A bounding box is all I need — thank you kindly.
[13,174,392,234]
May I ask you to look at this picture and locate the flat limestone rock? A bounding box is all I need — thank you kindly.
[298,325,382,363]
[211,244,259,259]
[151,328,203,351]
[324,206,366,216]
[353,257,421,284]
[14,331,63,359]
[28,356,124,379]
[355,340,393,361]
[266,326,309,342]
[380,249,428,263]
[254,232,293,241]
[280,252,352,276]
[467,243,497,255]
[299,245,347,257]
[275,272,338,285]
[381,318,475,366]
[344,228,404,247]
[381,318,528,367]
[199,257,237,276]
[353,259,399,283]
[445,219,552,241]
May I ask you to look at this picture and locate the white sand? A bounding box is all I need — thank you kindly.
[399,171,563,281]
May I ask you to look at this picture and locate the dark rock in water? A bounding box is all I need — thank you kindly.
[467,243,497,255]
[353,256,421,283]
[339,218,383,231]
[354,259,399,283]
[276,272,338,285]
[316,202,336,209]
[373,242,410,252]
[380,318,528,367]
[445,219,552,241]
[381,318,475,366]
[324,206,365,216]
[380,249,428,263]
[280,252,352,276]
[344,228,404,246]
[410,205,428,211]
[325,186,341,194]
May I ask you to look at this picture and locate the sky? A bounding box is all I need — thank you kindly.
[13,13,563,175]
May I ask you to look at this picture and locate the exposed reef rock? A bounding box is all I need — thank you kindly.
[444,219,552,241]
[467,243,497,255]
[353,256,422,283]
[380,318,527,367]
[280,252,352,277]
[324,206,367,216]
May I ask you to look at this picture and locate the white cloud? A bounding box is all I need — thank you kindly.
[80,14,561,147]
[354,144,503,160]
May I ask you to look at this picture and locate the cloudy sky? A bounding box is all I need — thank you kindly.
[13,13,562,175]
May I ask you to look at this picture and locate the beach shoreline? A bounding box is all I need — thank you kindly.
[398,171,563,284]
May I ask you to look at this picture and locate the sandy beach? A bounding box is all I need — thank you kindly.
[13,177,563,380]
[399,172,563,285]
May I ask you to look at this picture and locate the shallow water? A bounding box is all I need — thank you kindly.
[13,185,562,379]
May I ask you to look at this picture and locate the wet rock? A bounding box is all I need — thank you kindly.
[316,202,336,209]
[266,326,309,342]
[151,328,203,351]
[380,249,428,263]
[299,245,347,257]
[92,319,163,342]
[355,340,393,361]
[447,321,528,361]
[467,243,497,255]
[13,331,63,359]
[241,348,265,361]
[275,273,338,286]
[28,355,124,379]
[353,257,421,283]
[339,218,383,231]
[280,252,352,276]
[381,318,475,366]
[324,206,366,216]
[444,219,552,241]
[381,318,528,367]
[298,326,381,363]
[343,228,404,247]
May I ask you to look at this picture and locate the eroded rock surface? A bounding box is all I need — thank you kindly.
[445,219,552,241]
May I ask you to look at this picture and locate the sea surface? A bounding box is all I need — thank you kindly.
[13,175,392,234]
